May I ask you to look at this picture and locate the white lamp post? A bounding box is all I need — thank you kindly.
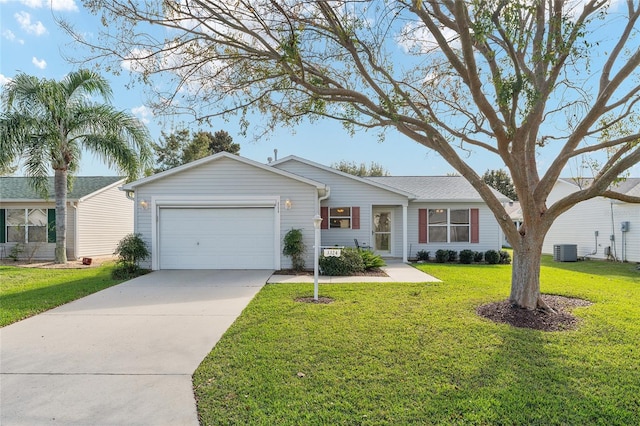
[313,214,323,301]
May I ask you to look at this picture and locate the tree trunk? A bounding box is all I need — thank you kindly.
[509,233,547,310]
[54,169,67,264]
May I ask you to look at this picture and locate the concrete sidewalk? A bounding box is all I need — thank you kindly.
[267,260,440,283]
[0,269,270,426]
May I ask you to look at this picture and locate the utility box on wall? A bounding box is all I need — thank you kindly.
[621,221,630,232]
[553,244,578,262]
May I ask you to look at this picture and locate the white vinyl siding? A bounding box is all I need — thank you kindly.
[274,160,407,255]
[543,181,640,262]
[133,156,318,270]
[75,182,133,258]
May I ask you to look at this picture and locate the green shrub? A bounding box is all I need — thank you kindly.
[114,233,149,265]
[416,250,430,261]
[459,249,474,264]
[447,250,458,262]
[8,243,24,261]
[319,247,365,276]
[111,263,148,280]
[112,233,150,279]
[485,249,500,264]
[499,250,512,264]
[360,250,386,269]
[473,251,484,263]
[435,249,448,263]
[283,228,306,271]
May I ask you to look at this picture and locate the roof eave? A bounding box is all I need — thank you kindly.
[271,156,416,198]
[78,178,127,202]
[0,198,81,203]
[122,152,327,191]
[412,198,490,203]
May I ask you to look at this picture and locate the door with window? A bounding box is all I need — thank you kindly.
[372,207,392,255]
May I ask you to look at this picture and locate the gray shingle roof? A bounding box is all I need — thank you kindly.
[367,176,509,201]
[559,177,640,197]
[0,176,124,201]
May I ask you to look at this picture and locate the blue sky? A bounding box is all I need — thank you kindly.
[1,0,637,177]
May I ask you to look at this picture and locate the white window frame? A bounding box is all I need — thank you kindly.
[329,207,352,229]
[428,208,470,243]
[6,208,48,243]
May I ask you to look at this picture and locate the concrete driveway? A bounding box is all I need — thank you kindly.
[0,269,270,426]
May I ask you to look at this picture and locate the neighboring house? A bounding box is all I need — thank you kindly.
[543,178,640,262]
[502,201,522,248]
[1,177,133,261]
[122,152,508,270]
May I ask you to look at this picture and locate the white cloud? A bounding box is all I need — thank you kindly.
[0,74,12,86]
[3,29,16,41]
[397,22,461,55]
[132,105,153,124]
[15,11,47,36]
[50,0,77,12]
[121,48,153,73]
[0,0,78,11]
[20,0,44,7]
[32,56,47,69]
[3,28,25,44]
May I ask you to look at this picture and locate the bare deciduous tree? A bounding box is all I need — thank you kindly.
[67,0,640,309]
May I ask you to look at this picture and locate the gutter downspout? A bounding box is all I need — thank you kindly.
[402,203,408,263]
[317,185,331,247]
[317,185,331,212]
[70,202,78,260]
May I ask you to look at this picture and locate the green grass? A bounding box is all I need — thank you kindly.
[194,256,640,425]
[0,264,126,326]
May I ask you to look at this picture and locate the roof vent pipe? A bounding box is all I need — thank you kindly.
[274,149,278,161]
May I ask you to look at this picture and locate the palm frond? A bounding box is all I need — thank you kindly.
[63,69,113,103]
[24,139,52,198]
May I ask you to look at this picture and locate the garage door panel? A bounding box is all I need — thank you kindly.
[159,207,275,269]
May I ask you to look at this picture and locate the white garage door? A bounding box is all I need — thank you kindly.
[158,207,276,269]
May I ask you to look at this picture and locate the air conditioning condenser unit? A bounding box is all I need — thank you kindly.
[553,244,577,262]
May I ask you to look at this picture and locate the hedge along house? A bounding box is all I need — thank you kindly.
[122,152,507,271]
[0,177,133,261]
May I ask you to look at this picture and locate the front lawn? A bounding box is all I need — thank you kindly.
[0,264,126,326]
[193,257,640,425]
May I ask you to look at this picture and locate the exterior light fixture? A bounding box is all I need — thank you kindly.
[284,199,292,210]
[140,199,149,210]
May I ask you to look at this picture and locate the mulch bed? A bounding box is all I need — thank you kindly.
[477,294,593,331]
[0,255,117,269]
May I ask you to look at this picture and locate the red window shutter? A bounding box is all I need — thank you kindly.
[470,208,479,243]
[352,206,360,229]
[418,209,427,243]
[320,206,329,229]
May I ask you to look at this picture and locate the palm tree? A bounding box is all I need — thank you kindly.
[0,70,152,263]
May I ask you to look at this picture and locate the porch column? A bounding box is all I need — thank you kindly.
[402,203,408,263]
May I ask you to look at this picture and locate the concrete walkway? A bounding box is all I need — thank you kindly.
[267,260,440,283]
[0,270,270,426]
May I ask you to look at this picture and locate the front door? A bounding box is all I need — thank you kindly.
[372,208,392,255]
